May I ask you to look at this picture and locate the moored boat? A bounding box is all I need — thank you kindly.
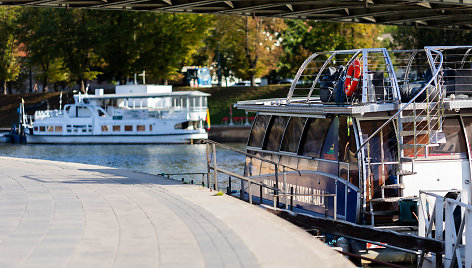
[20,85,210,144]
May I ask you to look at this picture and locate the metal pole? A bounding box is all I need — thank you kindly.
[260,185,263,205]
[275,164,279,207]
[212,144,218,191]
[283,166,288,209]
[334,195,337,221]
[228,176,232,194]
[248,182,252,204]
[206,143,211,189]
[290,187,294,211]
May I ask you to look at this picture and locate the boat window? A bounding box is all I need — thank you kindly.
[149,125,153,131]
[317,117,340,175]
[461,116,472,156]
[338,116,359,187]
[55,126,62,132]
[47,126,54,132]
[245,150,262,177]
[279,155,299,171]
[280,117,307,153]
[247,115,271,148]
[98,109,106,117]
[299,118,332,157]
[124,125,133,131]
[34,127,38,131]
[113,125,121,131]
[430,117,467,157]
[360,120,398,198]
[101,125,110,132]
[39,126,45,132]
[263,116,289,152]
[137,125,145,131]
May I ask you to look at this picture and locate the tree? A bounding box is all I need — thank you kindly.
[389,26,472,50]
[133,13,212,84]
[96,11,140,85]
[17,8,69,92]
[0,7,21,94]
[275,20,385,80]
[55,9,102,93]
[204,15,284,86]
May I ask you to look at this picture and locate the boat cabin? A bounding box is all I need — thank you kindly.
[237,46,472,225]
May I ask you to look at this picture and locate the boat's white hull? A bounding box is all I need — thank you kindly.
[25,132,208,144]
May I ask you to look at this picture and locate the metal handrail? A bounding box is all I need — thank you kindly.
[355,48,444,155]
[201,139,301,174]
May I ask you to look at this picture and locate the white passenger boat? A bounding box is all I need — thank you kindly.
[235,46,472,266]
[20,85,210,144]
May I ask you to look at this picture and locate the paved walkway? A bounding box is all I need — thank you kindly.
[0,157,353,268]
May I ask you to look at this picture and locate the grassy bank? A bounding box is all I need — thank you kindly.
[0,85,293,127]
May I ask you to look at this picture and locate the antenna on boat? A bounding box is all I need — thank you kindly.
[59,91,63,110]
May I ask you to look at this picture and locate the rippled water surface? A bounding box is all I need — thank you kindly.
[0,143,246,184]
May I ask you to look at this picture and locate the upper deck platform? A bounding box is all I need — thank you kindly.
[0,157,352,267]
[237,46,472,117]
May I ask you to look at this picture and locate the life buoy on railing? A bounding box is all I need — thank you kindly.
[343,59,361,97]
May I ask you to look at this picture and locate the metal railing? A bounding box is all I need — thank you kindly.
[201,139,358,221]
[418,190,472,268]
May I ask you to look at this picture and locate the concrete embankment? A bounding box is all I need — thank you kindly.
[208,125,251,142]
[0,157,353,267]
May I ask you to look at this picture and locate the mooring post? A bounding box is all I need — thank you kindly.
[240,182,243,200]
[290,187,294,211]
[191,179,194,184]
[181,178,184,182]
[206,143,211,189]
[201,174,205,186]
[212,144,218,192]
[228,176,232,194]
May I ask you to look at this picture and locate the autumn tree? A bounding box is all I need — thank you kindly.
[0,7,21,95]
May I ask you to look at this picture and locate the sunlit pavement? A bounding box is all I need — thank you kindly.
[0,157,353,268]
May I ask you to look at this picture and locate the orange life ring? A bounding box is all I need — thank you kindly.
[343,60,361,97]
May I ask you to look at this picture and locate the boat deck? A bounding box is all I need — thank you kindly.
[237,97,472,116]
[0,157,352,268]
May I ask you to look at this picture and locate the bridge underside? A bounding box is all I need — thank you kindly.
[2,0,472,30]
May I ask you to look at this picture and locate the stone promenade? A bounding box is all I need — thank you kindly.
[0,157,352,268]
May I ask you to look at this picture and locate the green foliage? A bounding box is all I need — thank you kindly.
[389,26,472,49]
[0,7,21,94]
[275,21,384,79]
[16,8,69,92]
[134,13,212,82]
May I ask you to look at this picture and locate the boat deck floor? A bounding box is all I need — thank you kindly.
[0,157,352,268]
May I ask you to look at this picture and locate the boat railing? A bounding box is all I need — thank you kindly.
[201,139,353,221]
[34,109,63,119]
[355,47,444,156]
[286,48,401,105]
[418,190,472,268]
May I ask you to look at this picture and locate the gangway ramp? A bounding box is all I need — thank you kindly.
[0,157,352,267]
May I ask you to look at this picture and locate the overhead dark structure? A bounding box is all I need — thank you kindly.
[3,0,472,30]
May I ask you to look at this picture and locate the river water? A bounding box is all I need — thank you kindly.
[0,143,246,185]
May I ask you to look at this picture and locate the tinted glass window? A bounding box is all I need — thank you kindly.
[339,116,359,187]
[360,120,398,198]
[430,117,467,157]
[280,117,307,153]
[299,118,332,157]
[263,116,289,151]
[248,115,271,148]
[461,116,472,156]
[317,117,340,175]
